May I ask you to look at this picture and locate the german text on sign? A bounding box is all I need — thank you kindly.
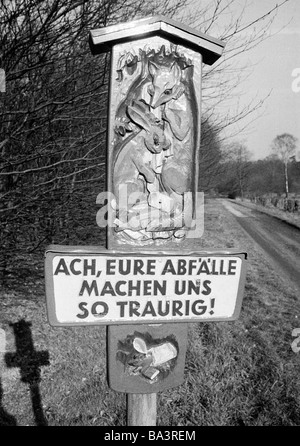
[45,248,246,326]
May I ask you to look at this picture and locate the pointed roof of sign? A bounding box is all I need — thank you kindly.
[89,15,225,65]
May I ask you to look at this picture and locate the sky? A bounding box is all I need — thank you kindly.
[212,0,300,160]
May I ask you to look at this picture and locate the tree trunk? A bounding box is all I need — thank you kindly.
[284,161,289,198]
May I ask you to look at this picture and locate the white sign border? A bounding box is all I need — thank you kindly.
[45,245,247,326]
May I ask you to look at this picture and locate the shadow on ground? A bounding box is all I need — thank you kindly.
[1,319,50,426]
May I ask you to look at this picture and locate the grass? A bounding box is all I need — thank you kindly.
[1,197,300,426]
[234,197,300,230]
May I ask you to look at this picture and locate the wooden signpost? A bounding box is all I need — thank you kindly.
[45,16,247,426]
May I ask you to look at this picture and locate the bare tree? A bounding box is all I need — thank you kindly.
[181,0,290,140]
[198,117,223,192]
[217,141,252,199]
[271,133,298,198]
[232,143,252,200]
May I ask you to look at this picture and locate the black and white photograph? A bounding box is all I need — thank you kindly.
[0,0,299,430]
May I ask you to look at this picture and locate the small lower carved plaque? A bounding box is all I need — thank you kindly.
[107,323,188,393]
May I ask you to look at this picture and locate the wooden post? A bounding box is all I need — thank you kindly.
[107,323,188,425]
[127,393,157,426]
[89,16,225,427]
[86,15,227,427]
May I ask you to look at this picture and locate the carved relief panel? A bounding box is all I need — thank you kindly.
[107,37,202,248]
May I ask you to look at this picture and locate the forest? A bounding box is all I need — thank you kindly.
[216,139,300,203]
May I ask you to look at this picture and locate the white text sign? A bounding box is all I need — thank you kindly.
[45,247,247,326]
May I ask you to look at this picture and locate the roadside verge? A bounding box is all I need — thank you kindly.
[230,198,300,230]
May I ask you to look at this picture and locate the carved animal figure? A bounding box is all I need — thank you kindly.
[148,60,185,111]
[113,101,171,223]
[148,59,198,197]
[112,47,198,243]
[114,50,152,138]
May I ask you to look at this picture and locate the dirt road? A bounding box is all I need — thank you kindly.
[222,199,300,292]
